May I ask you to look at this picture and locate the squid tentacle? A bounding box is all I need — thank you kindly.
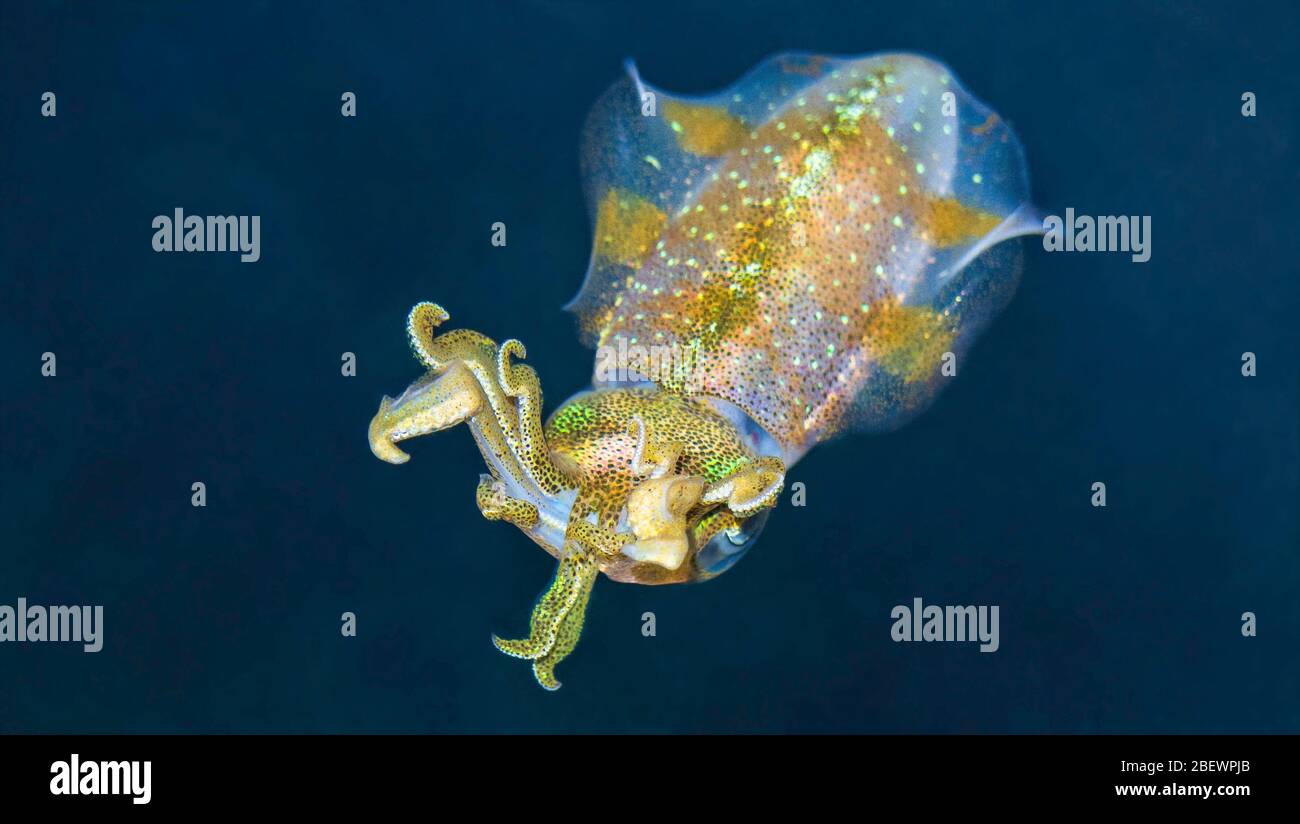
[475,474,540,530]
[497,339,569,495]
[400,303,570,501]
[406,303,525,454]
[702,455,786,518]
[566,515,635,558]
[530,555,598,691]
[491,549,598,682]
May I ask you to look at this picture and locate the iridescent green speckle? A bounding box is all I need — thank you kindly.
[550,402,596,434]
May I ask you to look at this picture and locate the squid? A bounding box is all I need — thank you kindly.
[368,51,1042,689]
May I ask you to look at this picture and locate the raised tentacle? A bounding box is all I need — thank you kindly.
[404,303,525,456]
[406,302,452,368]
[398,304,576,515]
[497,339,569,494]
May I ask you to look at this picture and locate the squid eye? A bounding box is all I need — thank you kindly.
[693,509,770,580]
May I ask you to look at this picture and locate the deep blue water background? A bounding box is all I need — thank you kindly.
[1,1,1297,733]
